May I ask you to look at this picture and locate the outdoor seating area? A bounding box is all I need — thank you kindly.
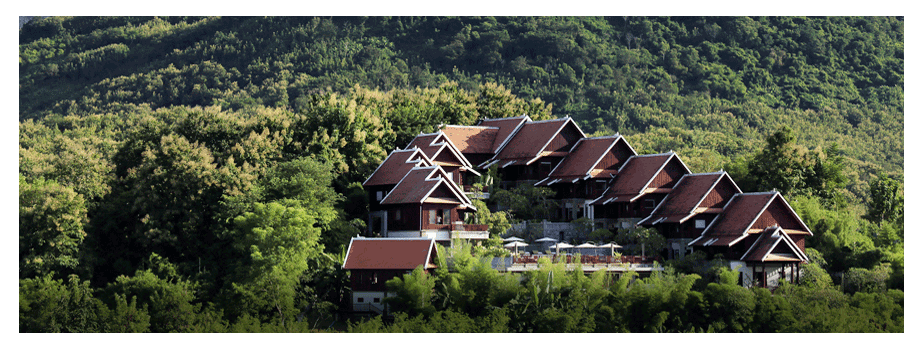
[500,235,661,271]
[511,254,659,265]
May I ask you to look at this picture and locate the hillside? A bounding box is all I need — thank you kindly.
[19,17,902,186]
[18,16,904,332]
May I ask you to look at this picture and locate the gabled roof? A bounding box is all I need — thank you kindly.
[688,192,776,247]
[590,151,692,205]
[440,125,499,154]
[636,171,742,225]
[405,131,476,171]
[535,135,637,186]
[342,237,439,270]
[380,166,474,209]
[477,115,531,154]
[688,192,775,246]
[739,227,809,262]
[483,116,586,168]
[363,148,433,187]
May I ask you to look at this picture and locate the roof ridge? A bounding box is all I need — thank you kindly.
[631,152,673,158]
[481,114,530,122]
[579,134,621,140]
[684,171,726,176]
[443,125,500,130]
[526,117,570,124]
[738,191,779,195]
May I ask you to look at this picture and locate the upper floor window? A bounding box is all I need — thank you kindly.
[441,209,450,224]
[644,199,656,210]
[376,191,384,201]
[695,219,706,229]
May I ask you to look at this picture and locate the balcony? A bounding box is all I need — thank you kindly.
[451,223,489,239]
[462,185,489,199]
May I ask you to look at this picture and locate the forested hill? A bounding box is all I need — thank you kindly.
[20,17,902,183]
[18,16,904,333]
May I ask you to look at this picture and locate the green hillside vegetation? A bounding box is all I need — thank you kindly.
[19,16,902,332]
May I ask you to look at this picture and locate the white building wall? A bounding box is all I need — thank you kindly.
[352,291,392,314]
[732,261,799,288]
[730,260,754,287]
[387,230,424,238]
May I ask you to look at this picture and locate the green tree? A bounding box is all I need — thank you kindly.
[20,274,150,333]
[703,268,755,332]
[99,253,204,333]
[19,176,88,279]
[226,202,322,325]
[492,182,558,221]
[467,198,511,237]
[866,174,903,224]
[385,266,437,317]
[741,126,812,195]
[616,226,666,258]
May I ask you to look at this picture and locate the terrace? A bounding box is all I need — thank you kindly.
[491,253,663,273]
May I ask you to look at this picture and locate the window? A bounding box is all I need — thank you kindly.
[376,191,383,201]
[429,210,437,224]
[357,298,364,303]
[394,210,401,221]
[644,199,656,210]
[373,298,380,303]
[695,219,706,229]
[441,209,450,224]
[540,161,552,174]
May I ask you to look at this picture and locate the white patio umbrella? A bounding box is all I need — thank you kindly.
[504,241,529,255]
[598,242,623,256]
[535,237,558,243]
[575,242,599,255]
[551,242,574,255]
[503,236,525,242]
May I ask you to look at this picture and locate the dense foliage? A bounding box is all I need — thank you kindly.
[348,244,902,333]
[19,16,902,332]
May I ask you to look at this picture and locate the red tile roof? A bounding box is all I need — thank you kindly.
[542,136,624,181]
[478,116,530,153]
[441,125,498,154]
[689,192,776,247]
[342,238,438,270]
[380,166,472,207]
[488,117,585,166]
[363,149,432,187]
[591,152,686,204]
[406,131,473,169]
[740,227,808,262]
[638,172,736,224]
[492,118,569,161]
[406,133,442,158]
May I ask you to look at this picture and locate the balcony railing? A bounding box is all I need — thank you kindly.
[453,223,489,232]
[512,254,660,265]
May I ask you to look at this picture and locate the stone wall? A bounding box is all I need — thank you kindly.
[507,220,587,242]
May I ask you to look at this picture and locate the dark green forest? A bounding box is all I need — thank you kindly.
[19,16,902,332]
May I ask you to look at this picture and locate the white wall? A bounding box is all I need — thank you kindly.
[730,261,754,287]
[352,291,391,313]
